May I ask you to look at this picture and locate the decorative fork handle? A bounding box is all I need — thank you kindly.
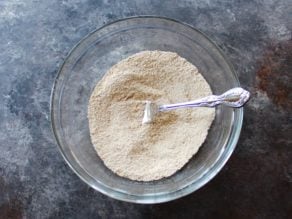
[158,87,250,112]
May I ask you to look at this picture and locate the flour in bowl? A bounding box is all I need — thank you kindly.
[88,51,215,181]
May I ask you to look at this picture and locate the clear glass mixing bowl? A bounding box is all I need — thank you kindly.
[51,16,243,203]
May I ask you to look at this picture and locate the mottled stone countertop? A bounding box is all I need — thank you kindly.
[0,0,291,218]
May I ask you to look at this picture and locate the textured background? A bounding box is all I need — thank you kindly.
[0,0,291,218]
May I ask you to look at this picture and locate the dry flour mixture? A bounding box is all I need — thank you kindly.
[88,51,215,181]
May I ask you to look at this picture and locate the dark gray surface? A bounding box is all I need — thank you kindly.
[0,0,291,218]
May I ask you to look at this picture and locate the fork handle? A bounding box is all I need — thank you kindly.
[158,87,250,111]
[159,96,220,111]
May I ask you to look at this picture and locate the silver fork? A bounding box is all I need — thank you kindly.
[142,87,250,124]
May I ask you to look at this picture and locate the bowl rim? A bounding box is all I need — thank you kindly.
[50,15,243,204]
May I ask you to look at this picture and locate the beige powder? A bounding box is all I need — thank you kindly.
[88,51,215,181]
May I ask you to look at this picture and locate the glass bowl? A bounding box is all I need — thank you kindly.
[51,16,243,203]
